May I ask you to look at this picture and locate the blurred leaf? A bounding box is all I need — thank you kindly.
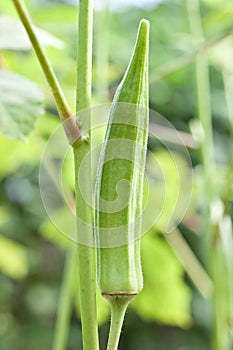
[25,283,58,317]
[131,231,192,327]
[39,212,72,250]
[0,235,28,279]
[145,149,192,233]
[0,15,64,51]
[0,70,44,140]
[0,134,41,178]
[0,206,10,225]
[209,36,233,73]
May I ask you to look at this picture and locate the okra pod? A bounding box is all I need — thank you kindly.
[95,19,149,349]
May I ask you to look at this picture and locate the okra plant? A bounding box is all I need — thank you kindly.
[12,0,149,349]
[95,19,149,350]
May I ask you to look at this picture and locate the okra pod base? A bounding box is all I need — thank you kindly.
[102,292,138,315]
[102,291,138,302]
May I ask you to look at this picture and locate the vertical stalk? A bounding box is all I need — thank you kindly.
[52,245,77,350]
[76,0,93,111]
[105,295,132,350]
[222,73,233,213]
[73,1,99,350]
[95,0,110,102]
[222,73,233,349]
[186,0,215,215]
[186,1,230,349]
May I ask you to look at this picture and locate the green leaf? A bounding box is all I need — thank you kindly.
[131,231,192,327]
[0,70,44,140]
[0,235,28,279]
[0,134,41,178]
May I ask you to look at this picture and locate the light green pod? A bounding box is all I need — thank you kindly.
[95,19,149,299]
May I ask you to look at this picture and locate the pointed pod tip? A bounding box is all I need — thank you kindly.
[139,18,150,34]
[136,19,149,49]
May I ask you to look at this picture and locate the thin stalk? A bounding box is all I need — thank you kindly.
[76,0,93,111]
[52,245,77,350]
[12,0,81,143]
[212,223,232,350]
[222,72,233,348]
[186,0,215,210]
[95,0,110,102]
[208,75,233,350]
[186,1,229,349]
[105,295,132,350]
[165,229,213,299]
[73,1,99,350]
[222,73,233,213]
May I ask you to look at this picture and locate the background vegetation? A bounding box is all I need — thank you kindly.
[0,0,232,349]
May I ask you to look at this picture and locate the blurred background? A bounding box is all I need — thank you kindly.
[0,0,233,349]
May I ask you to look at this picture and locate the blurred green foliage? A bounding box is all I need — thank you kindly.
[0,0,232,349]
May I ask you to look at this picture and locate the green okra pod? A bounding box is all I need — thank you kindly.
[95,19,149,350]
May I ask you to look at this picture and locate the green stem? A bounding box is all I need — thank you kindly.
[74,1,99,350]
[95,0,110,102]
[76,0,93,112]
[221,73,233,349]
[105,295,132,350]
[73,142,99,350]
[12,0,81,142]
[186,1,230,349]
[212,231,232,350]
[222,73,233,213]
[165,229,213,299]
[186,0,215,210]
[52,245,77,350]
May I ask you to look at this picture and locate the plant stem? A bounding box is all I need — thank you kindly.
[166,229,213,299]
[73,1,99,350]
[73,140,99,350]
[186,0,215,211]
[12,0,81,142]
[186,1,230,349]
[76,0,93,112]
[52,245,77,350]
[13,0,98,348]
[95,0,110,102]
[104,295,132,350]
[222,73,233,213]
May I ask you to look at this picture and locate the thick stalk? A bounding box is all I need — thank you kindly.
[74,1,99,350]
[52,245,77,350]
[12,0,81,143]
